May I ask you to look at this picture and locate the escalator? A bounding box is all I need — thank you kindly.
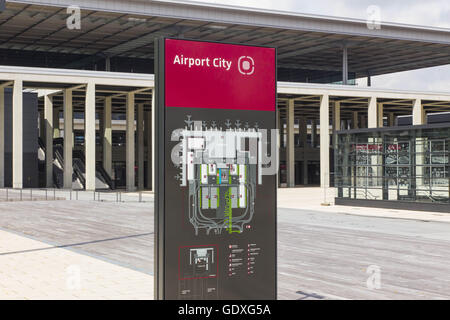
[53,140,85,189]
[39,137,113,190]
[71,148,114,190]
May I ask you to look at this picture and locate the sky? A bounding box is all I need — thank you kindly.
[187,0,450,92]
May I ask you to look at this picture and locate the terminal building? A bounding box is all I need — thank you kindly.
[0,0,449,210]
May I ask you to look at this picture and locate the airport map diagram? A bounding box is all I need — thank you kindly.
[175,116,263,236]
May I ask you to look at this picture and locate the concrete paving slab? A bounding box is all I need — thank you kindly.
[0,200,153,274]
[0,229,153,300]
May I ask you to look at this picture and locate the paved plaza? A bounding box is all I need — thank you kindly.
[0,230,153,300]
[0,188,449,299]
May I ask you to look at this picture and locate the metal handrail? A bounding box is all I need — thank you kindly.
[38,137,46,151]
[96,164,114,190]
[73,158,86,189]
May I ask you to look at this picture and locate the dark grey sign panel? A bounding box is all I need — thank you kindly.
[155,38,277,300]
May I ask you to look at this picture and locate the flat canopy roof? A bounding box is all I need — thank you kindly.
[1,0,450,80]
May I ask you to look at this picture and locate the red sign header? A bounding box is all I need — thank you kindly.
[164,39,276,111]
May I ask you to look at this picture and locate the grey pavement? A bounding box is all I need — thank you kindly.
[277,208,450,299]
[0,200,153,274]
[0,198,449,299]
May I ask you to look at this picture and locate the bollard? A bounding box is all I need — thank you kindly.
[6,188,8,201]
[76,190,78,200]
[45,189,47,200]
[30,189,32,201]
[53,189,56,200]
[20,189,22,201]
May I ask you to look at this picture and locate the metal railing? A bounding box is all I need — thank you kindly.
[0,188,153,203]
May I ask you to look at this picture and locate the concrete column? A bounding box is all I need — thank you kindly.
[352,111,359,129]
[277,107,281,188]
[63,89,73,189]
[85,82,96,191]
[299,116,307,185]
[97,104,104,185]
[126,92,135,191]
[103,97,112,176]
[299,117,307,148]
[412,99,425,125]
[377,103,384,128]
[311,120,317,148]
[333,102,341,149]
[359,115,366,129]
[369,100,383,193]
[368,97,378,128]
[368,98,383,189]
[72,112,75,146]
[98,104,104,150]
[303,160,308,185]
[137,103,144,190]
[39,110,45,139]
[145,110,152,190]
[416,140,425,189]
[320,94,330,188]
[277,108,282,148]
[12,80,23,189]
[151,89,155,191]
[334,102,341,131]
[277,106,282,149]
[388,112,395,127]
[286,99,295,187]
[105,57,111,72]
[342,44,348,85]
[53,107,60,138]
[413,99,425,189]
[44,94,53,188]
[0,87,4,188]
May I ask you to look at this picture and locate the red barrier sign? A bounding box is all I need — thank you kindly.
[353,144,383,151]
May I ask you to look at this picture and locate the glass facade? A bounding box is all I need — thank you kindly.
[335,125,450,206]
